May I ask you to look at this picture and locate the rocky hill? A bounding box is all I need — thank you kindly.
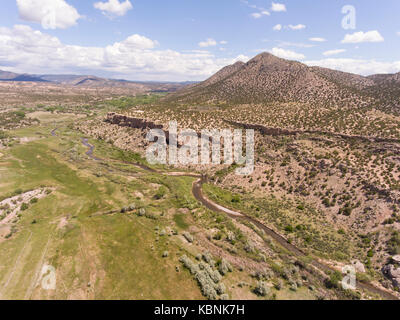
[163,53,377,107]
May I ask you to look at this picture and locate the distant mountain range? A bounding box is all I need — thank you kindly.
[163,52,400,109]
[0,70,195,92]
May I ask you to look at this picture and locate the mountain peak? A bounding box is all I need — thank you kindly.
[163,52,376,106]
[249,52,288,64]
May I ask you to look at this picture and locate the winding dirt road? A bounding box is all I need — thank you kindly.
[78,134,398,300]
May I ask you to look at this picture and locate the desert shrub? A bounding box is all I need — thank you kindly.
[209,269,222,283]
[244,241,255,253]
[289,281,298,291]
[218,259,233,276]
[285,225,294,233]
[14,111,25,118]
[179,255,199,275]
[154,186,167,200]
[388,231,400,255]
[339,203,353,216]
[215,283,226,295]
[30,198,38,204]
[202,252,215,266]
[325,271,342,289]
[274,279,283,290]
[231,195,241,203]
[200,283,218,300]
[180,255,226,301]
[254,281,269,297]
[138,208,146,216]
[20,203,29,211]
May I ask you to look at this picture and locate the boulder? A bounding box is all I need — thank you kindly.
[351,260,366,273]
[392,255,400,264]
[382,264,400,288]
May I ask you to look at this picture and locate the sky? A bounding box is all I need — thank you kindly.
[0,0,399,81]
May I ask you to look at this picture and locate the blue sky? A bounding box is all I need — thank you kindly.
[0,0,399,81]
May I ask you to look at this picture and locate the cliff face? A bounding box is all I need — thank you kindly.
[105,113,164,130]
[105,112,171,143]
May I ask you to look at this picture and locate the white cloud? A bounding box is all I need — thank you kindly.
[94,0,133,17]
[117,34,158,49]
[288,24,306,30]
[304,58,400,76]
[274,24,307,32]
[309,37,326,42]
[251,11,270,19]
[271,2,286,12]
[198,38,217,47]
[277,41,314,48]
[270,47,305,60]
[220,40,228,45]
[397,32,400,36]
[16,0,81,29]
[323,49,346,56]
[342,30,384,43]
[0,25,248,81]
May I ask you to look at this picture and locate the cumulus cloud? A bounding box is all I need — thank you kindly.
[198,38,217,47]
[273,24,282,31]
[115,34,158,49]
[309,37,326,42]
[16,0,81,29]
[304,58,400,76]
[270,47,305,60]
[323,49,346,56]
[0,25,248,81]
[342,30,384,43]
[94,0,133,17]
[271,2,286,12]
[288,24,306,30]
[251,11,270,19]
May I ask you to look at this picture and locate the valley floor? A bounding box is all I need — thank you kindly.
[0,104,399,300]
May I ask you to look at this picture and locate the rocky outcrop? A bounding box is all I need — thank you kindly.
[351,260,366,273]
[226,119,400,144]
[392,255,400,264]
[106,113,164,130]
[382,264,400,289]
[105,112,171,143]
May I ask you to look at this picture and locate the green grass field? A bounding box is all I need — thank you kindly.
[0,117,204,299]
